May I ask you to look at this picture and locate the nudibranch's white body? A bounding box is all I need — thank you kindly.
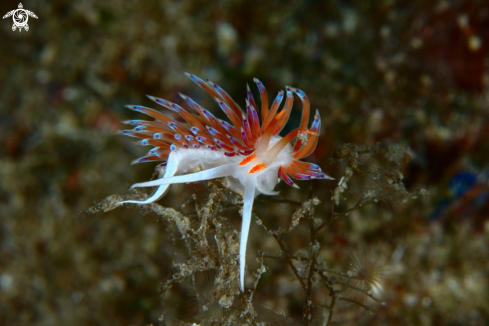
[118,73,333,291]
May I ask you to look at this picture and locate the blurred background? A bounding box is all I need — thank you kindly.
[0,0,488,325]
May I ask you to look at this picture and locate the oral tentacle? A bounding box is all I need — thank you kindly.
[121,153,178,204]
[120,184,171,205]
[130,162,238,189]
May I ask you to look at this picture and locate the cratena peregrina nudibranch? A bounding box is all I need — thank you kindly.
[118,73,333,292]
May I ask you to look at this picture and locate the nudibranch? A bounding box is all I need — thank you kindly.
[118,73,333,291]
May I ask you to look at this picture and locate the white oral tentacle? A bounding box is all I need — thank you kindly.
[120,152,179,205]
[129,162,238,189]
[120,184,170,205]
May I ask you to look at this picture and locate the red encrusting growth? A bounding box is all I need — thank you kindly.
[120,73,329,183]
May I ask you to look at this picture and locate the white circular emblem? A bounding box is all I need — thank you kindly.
[13,9,28,29]
[2,3,38,32]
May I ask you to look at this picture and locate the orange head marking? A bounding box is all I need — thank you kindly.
[248,163,266,174]
[239,153,256,166]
